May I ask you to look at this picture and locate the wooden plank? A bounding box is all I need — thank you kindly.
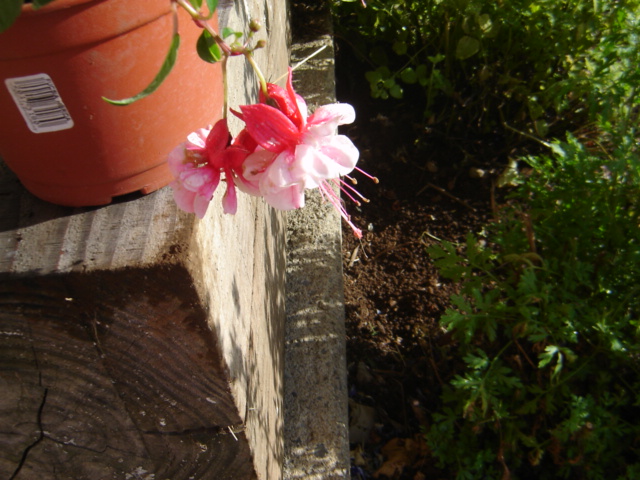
[0,1,291,478]
[0,266,255,480]
[0,160,193,275]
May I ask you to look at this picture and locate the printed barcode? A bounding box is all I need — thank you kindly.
[5,73,74,134]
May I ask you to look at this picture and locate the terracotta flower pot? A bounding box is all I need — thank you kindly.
[0,0,223,206]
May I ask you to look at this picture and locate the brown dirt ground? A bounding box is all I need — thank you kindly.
[334,39,504,480]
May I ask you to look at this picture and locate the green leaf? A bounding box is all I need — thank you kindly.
[196,30,223,63]
[477,13,498,38]
[456,36,480,60]
[102,33,180,106]
[222,27,238,39]
[365,70,382,85]
[0,0,22,33]
[400,67,418,84]
[393,41,407,56]
[188,0,217,18]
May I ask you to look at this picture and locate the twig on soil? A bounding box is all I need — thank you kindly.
[348,245,360,267]
[417,182,477,212]
[420,231,443,244]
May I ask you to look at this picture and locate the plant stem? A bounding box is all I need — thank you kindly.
[245,53,268,97]
[174,0,232,56]
[222,55,228,119]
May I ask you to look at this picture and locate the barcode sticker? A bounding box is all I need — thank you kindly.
[5,73,74,134]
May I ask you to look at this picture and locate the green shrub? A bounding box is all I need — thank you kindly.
[332,0,640,141]
[425,134,640,479]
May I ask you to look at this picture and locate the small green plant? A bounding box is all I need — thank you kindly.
[425,133,640,478]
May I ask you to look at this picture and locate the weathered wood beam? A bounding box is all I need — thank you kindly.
[0,266,254,480]
[0,0,290,477]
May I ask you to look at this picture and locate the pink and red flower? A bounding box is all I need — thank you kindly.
[168,119,256,217]
[168,68,370,237]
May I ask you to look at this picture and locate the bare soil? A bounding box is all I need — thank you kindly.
[335,39,503,480]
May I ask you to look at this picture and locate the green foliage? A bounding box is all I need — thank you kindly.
[0,0,57,33]
[332,0,640,140]
[424,134,640,478]
[196,30,223,63]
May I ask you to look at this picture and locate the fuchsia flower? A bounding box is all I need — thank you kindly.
[168,68,371,237]
[168,119,256,217]
[239,68,365,236]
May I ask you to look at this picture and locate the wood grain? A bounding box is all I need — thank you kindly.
[0,267,255,480]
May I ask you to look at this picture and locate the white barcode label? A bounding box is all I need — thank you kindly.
[5,73,74,134]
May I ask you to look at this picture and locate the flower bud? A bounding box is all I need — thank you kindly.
[249,19,262,32]
[255,39,267,49]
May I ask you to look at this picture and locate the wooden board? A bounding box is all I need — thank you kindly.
[0,266,255,480]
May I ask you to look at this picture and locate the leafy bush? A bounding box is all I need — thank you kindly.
[425,134,640,478]
[332,0,640,140]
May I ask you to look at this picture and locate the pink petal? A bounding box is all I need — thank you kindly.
[186,128,210,148]
[306,103,356,139]
[234,173,262,197]
[243,149,277,183]
[262,150,299,189]
[317,135,360,175]
[240,104,300,152]
[171,181,196,213]
[264,184,305,210]
[167,143,189,176]
[193,193,211,218]
[180,167,220,193]
[222,173,238,215]
[292,144,329,188]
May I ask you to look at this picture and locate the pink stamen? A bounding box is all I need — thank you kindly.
[331,178,361,207]
[337,177,369,203]
[355,166,379,184]
[318,181,363,239]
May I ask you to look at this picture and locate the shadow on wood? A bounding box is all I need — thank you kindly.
[0,266,255,479]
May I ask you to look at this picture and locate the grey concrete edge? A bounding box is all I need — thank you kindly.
[283,5,351,480]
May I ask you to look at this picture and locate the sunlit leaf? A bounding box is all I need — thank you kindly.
[478,13,498,38]
[102,34,180,105]
[205,0,218,15]
[222,27,239,39]
[196,29,222,63]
